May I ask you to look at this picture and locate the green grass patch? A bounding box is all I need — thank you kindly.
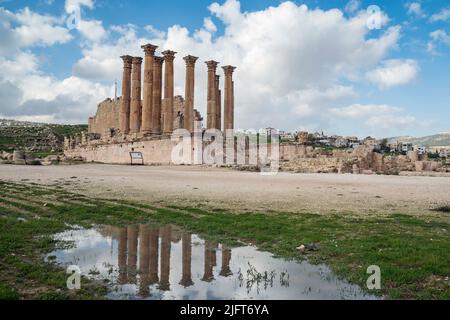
[0,179,449,299]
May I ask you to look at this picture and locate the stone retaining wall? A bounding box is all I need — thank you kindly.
[65,138,176,165]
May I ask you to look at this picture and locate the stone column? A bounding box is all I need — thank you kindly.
[152,57,164,135]
[140,44,158,134]
[130,57,143,134]
[206,61,219,129]
[183,55,198,133]
[162,50,177,134]
[231,80,235,130]
[222,66,236,131]
[215,75,222,130]
[119,55,133,135]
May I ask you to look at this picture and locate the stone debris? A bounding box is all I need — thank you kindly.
[297,243,319,253]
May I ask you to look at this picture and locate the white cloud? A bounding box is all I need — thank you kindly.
[77,19,107,42]
[64,0,106,43]
[430,7,450,22]
[330,104,422,136]
[406,2,426,18]
[365,114,419,131]
[203,17,217,33]
[427,29,450,54]
[0,52,111,123]
[430,29,450,43]
[345,0,361,14]
[330,104,401,118]
[0,7,72,54]
[144,25,166,38]
[366,59,419,89]
[64,0,94,12]
[1,0,418,136]
[289,86,358,118]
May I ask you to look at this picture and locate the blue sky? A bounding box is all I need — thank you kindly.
[0,0,449,138]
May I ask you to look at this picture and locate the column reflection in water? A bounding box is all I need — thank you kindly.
[159,225,171,291]
[202,240,215,282]
[148,227,159,284]
[220,245,232,277]
[127,225,138,282]
[118,227,128,284]
[179,232,194,287]
[117,225,233,295]
[211,242,218,267]
[138,225,150,297]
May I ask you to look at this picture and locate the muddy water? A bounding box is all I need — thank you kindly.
[48,224,379,300]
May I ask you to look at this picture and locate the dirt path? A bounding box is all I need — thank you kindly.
[0,164,449,216]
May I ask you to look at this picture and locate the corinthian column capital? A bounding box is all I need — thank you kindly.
[141,43,158,56]
[162,50,177,62]
[205,60,219,71]
[132,57,143,65]
[153,56,164,65]
[121,55,133,68]
[183,55,199,66]
[222,65,236,75]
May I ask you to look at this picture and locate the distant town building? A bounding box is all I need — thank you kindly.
[400,142,413,154]
[416,146,427,155]
[280,132,296,142]
[439,148,450,159]
[333,137,349,148]
[297,131,310,144]
[264,127,277,136]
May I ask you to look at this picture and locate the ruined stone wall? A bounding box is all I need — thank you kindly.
[65,139,447,173]
[88,98,121,135]
[173,96,185,130]
[279,143,446,174]
[65,138,176,165]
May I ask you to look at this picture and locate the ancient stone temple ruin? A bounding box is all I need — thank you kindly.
[65,43,236,164]
[64,44,447,174]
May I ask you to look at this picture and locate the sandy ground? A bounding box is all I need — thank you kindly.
[0,164,449,216]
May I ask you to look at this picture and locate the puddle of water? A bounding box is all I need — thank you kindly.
[48,224,379,300]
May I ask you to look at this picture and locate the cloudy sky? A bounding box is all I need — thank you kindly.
[0,0,449,138]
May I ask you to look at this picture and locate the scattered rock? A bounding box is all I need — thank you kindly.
[297,243,319,253]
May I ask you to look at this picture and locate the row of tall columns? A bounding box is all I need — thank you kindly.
[120,45,235,136]
[206,62,235,131]
[117,225,232,294]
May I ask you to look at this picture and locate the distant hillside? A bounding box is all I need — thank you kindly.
[388,133,450,147]
[0,119,87,157]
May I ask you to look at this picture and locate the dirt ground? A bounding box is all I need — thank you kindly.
[0,164,449,216]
